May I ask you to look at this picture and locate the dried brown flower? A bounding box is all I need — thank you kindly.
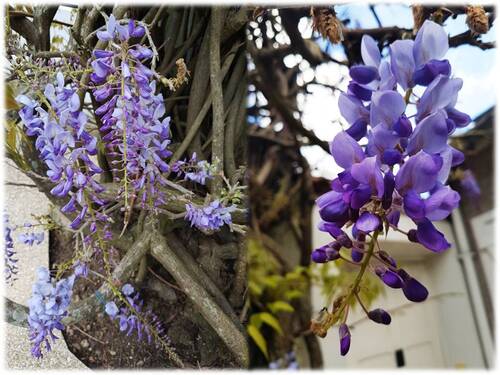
[161,58,190,91]
[412,5,426,34]
[466,6,489,35]
[311,6,344,44]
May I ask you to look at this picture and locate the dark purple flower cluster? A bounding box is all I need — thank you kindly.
[27,267,75,358]
[185,200,236,232]
[16,72,105,230]
[4,213,17,284]
[90,15,172,210]
[104,283,169,345]
[312,21,469,355]
[172,152,215,185]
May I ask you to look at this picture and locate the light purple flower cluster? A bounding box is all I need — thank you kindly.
[313,21,470,355]
[4,213,17,283]
[104,283,168,345]
[16,72,105,230]
[27,267,75,358]
[18,223,44,246]
[172,152,215,185]
[90,15,172,209]
[185,200,236,232]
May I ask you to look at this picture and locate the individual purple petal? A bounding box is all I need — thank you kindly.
[368,309,391,325]
[395,151,441,194]
[417,76,463,121]
[413,59,451,86]
[370,90,405,128]
[413,20,449,67]
[348,82,372,101]
[393,115,413,138]
[378,60,396,90]
[407,111,449,155]
[350,156,384,198]
[122,283,135,296]
[351,248,363,262]
[350,65,379,84]
[355,212,380,233]
[311,248,328,263]
[339,324,351,356]
[382,149,402,166]
[415,218,450,252]
[330,132,365,169]
[338,93,369,125]
[446,107,471,128]
[377,268,404,289]
[389,39,415,90]
[424,185,460,221]
[361,34,381,67]
[350,185,372,209]
[403,190,426,220]
[346,118,368,141]
[317,221,343,237]
[317,190,349,223]
[365,126,399,159]
[398,269,429,302]
[382,170,395,209]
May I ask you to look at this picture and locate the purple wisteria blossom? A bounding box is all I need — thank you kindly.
[90,15,172,210]
[312,20,469,355]
[4,213,17,284]
[172,152,215,185]
[104,283,170,346]
[16,73,105,231]
[185,200,236,232]
[27,267,75,358]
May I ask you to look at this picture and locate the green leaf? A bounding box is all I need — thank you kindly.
[284,289,303,300]
[259,312,283,335]
[267,300,294,314]
[247,324,268,359]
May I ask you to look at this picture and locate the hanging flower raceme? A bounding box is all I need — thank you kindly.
[311,20,469,355]
[4,213,17,283]
[27,267,75,358]
[104,283,172,348]
[90,15,172,211]
[16,72,105,231]
[185,199,236,232]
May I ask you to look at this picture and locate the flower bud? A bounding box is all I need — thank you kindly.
[368,308,392,325]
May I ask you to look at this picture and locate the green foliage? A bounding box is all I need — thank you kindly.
[310,256,383,310]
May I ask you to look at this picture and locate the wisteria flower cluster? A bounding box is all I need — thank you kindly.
[172,152,215,185]
[91,15,172,210]
[11,14,238,361]
[16,72,105,231]
[27,267,76,358]
[185,199,236,232]
[311,21,470,355]
[104,283,170,345]
[4,213,44,283]
[4,213,17,283]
